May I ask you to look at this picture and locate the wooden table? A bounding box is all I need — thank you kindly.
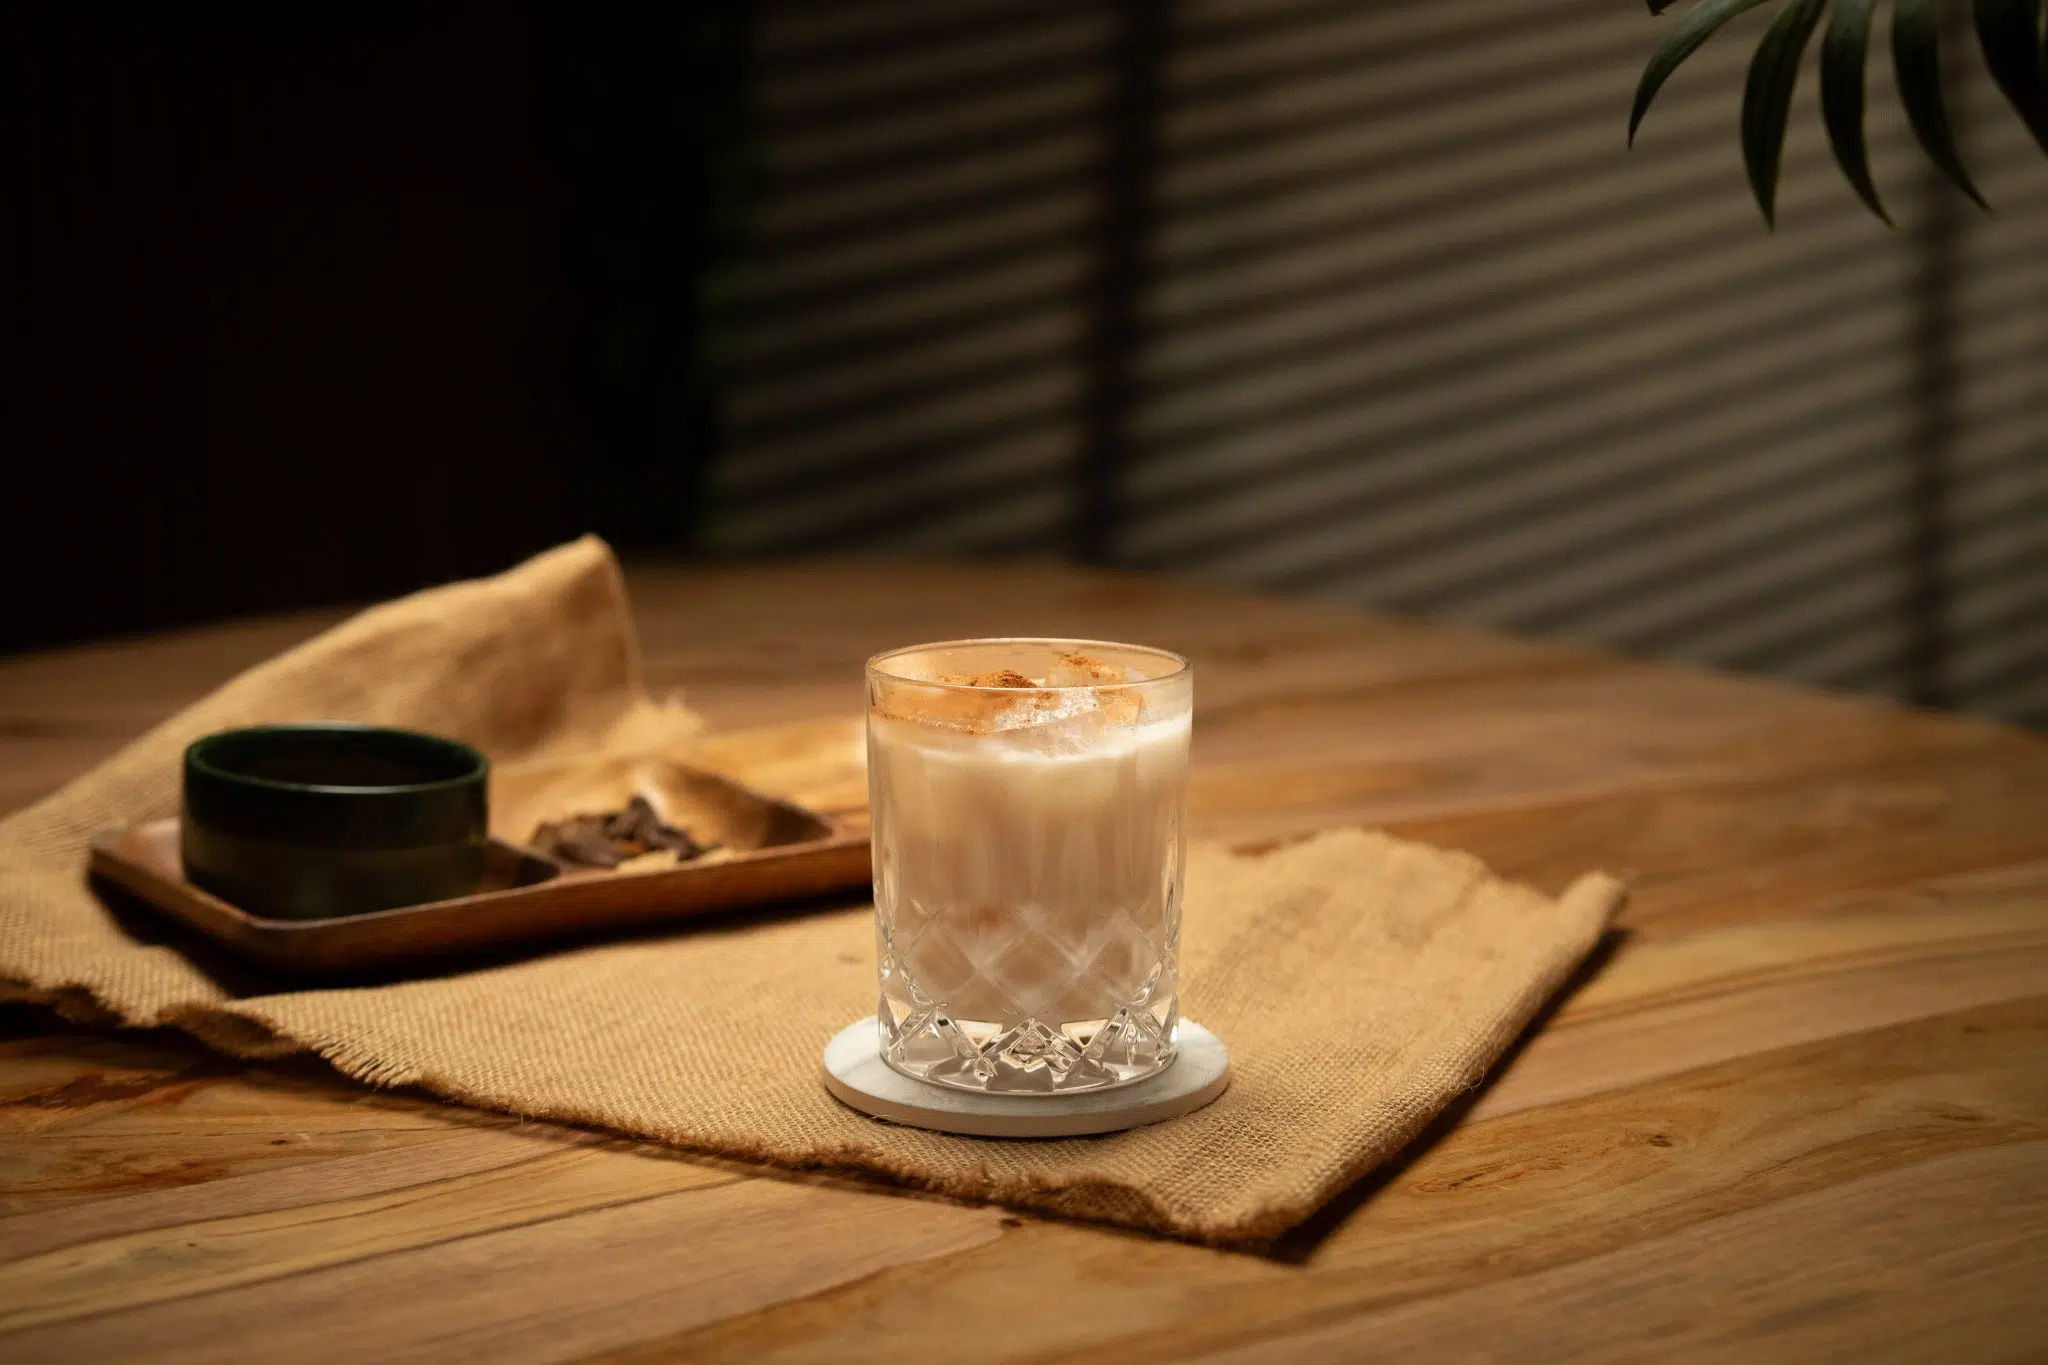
[3,562,2045,1362]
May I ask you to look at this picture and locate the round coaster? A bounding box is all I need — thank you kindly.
[821,1018,1231,1137]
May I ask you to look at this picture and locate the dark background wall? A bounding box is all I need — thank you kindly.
[5,1,2044,724]
[1,1,734,651]
[705,0,2047,724]
[3,3,579,648]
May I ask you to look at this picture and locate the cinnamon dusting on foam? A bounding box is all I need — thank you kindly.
[874,652,1144,733]
[938,668,1036,689]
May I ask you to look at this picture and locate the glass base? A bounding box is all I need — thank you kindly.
[879,1001,1179,1095]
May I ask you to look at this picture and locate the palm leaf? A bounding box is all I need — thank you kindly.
[1631,0,1777,145]
[1974,0,2048,154]
[1744,0,1831,225]
[1637,0,2048,224]
[1821,0,1893,222]
[1894,0,1992,206]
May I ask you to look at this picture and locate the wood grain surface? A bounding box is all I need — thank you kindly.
[2,561,2044,1363]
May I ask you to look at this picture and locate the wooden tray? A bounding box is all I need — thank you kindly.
[90,754,871,977]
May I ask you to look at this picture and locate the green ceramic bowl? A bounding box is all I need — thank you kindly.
[181,724,490,920]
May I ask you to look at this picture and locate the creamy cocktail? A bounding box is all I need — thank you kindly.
[866,639,1191,1094]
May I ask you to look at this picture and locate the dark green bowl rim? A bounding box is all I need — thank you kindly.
[185,724,488,796]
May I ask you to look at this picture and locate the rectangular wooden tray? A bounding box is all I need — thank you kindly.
[89,752,871,978]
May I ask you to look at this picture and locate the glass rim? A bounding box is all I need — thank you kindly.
[865,636,1191,691]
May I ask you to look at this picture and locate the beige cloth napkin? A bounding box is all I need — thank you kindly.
[0,539,1621,1243]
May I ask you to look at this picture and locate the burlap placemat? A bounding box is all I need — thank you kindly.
[0,539,1621,1243]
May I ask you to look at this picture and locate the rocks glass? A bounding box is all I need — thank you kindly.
[865,639,1191,1094]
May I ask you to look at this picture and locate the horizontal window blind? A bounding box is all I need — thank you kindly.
[706,0,2047,724]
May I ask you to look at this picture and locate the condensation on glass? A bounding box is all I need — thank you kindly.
[865,639,1192,1094]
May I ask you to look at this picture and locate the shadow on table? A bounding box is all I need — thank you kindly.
[1264,925,1630,1264]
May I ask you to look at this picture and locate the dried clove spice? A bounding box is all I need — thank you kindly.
[531,795,714,869]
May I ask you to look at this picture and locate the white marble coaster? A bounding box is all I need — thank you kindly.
[821,1017,1231,1137]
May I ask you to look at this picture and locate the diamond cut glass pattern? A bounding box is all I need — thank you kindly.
[867,639,1191,1093]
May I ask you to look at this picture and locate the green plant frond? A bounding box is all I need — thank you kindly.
[1974,0,2048,154]
[1895,0,1992,207]
[1744,0,1831,225]
[1636,0,2048,224]
[1821,0,1894,222]
[1631,0,1776,145]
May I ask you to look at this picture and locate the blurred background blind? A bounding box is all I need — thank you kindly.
[702,0,2047,725]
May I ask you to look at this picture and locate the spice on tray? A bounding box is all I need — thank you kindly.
[530,795,717,870]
